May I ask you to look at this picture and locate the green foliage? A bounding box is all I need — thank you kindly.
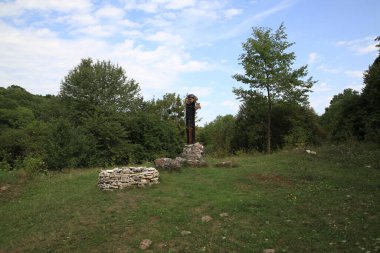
[361,42,380,142]
[0,106,35,129]
[233,95,324,152]
[145,93,185,121]
[322,37,380,143]
[0,86,59,170]
[0,62,187,171]
[0,161,11,171]
[125,113,183,163]
[57,58,152,167]
[16,155,47,176]
[44,119,95,170]
[144,93,186,143]
[233,23,316,153]
[60,58,142,123]
[200,115,235,156]
[321,89,363,142]
[0,128,28,168]
[232,95,268,152]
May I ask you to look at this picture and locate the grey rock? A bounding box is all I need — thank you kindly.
[98,167,159,190]
[154,158,181,170]
[201,215,213,222]
[181,230,192,236]
[139,239,152,250]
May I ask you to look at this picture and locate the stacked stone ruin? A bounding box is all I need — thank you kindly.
[180,142,205,166]
[98,167,159,190]
[154,142,206,170]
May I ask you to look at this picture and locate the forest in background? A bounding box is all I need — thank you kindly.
[0,29,379,172]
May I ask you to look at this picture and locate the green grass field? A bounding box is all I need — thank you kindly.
[1,144,379,252]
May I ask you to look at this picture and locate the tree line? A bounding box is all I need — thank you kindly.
[0,59,185,171]
[1,25,379,171]
[201,29,379,155]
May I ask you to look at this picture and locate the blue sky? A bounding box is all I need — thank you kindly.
[0,0,379,125]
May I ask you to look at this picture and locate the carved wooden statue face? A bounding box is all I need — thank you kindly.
[187,97,195,104]
[186,94,197,104]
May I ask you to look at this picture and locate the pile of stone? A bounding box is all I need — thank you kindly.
[98,167,159,190]
[153,157,183,170]
[154,142,206,170]
[181,142,205,166]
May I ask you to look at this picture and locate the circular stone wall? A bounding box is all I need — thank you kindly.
[98,167,159,190]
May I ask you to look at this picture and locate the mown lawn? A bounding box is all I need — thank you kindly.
[0,145,379,252]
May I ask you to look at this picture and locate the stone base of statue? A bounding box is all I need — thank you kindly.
[154,142,206,170]
[180,142,205,166]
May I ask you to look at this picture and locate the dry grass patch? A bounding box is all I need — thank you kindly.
[249,173,295,187]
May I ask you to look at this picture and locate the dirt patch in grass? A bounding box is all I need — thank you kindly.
[0,182,24,202]
[105,191,141,213]
[249,173,295,187]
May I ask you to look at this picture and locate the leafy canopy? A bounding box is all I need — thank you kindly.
[232,23,316,153]
[233,23,315,105]
[60,58,142,115]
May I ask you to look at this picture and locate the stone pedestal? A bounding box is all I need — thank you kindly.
[180,142,205,166]
[154,142,206,169]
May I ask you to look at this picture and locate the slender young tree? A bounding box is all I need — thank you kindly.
[233,23,316,153]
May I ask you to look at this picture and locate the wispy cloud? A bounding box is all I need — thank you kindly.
[317,65,364,79]
[178,86,214,98]
[316,65,342,74]
[308,52,321,64]
[214,0,294,41]
[0,0,92,17]
[344,81,364,92]
[335,36,377,55]
[224,8,243,19]
[312,82,331,92]
[344,70,363,78]
[0,19,211,95]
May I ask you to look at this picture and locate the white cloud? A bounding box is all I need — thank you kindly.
[224,8,243,19]
[123,1,158,13]
[123,30,144,38]
[63,13,97,27]
[309,93,333,115]
[344,81,364,92]
[213,0,294,41]
[123,0,196,13]
[95,5,125,20]
[344,70,363,78]
[178,86,213,97]
[146,31,184,46]
[77,24,120,37]
[335,36,377,55]
[312,82,331,92]
[317,65,363,79]
[308,52,320,64]
[164,0,196,10]
[0,18,212,96]
[316,65,342,74]
[0,0,92,17]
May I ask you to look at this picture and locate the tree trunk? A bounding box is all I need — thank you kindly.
[266,87,272,154]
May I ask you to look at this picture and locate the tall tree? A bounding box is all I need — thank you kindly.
[233,23,316,153]
[60,58,142,123]
[59,58,143,166]
[361,36,380,142]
